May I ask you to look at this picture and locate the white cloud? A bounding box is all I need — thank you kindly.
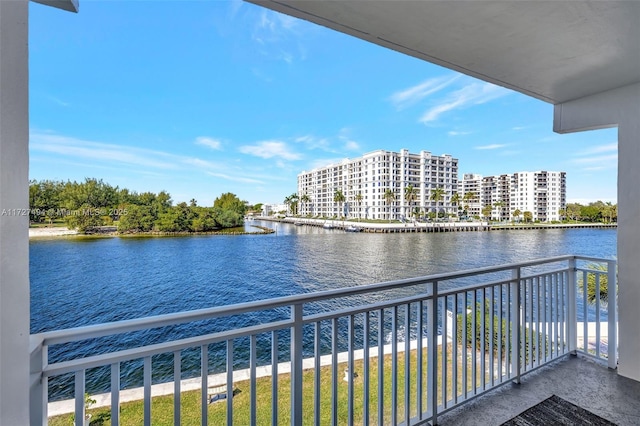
[343,140,360,151]
[295,135,331,151]
[475,144,508,150]
[571,144,618,171]
[46,95,70,107]
[30,131,228,173]
[420,81,511,123]
[572,154,618,165]
[576,143,618,156]
[251,10,306,66]
[448,131,471,136]
[295,132,361,154]
[389,74,461,110]
[227,0,243,19]
[238,140,302,160]
[195,137,223,150]
[206,172,264,185]
[183,158,222,170]
[30,132,179,170]
[337,129,361,152]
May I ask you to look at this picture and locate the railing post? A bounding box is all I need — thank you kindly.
[29,335,47,426]
[607,259,618,369]
[510,268,521,384]
[291,303,303,426]
[567,258,577,355]
[74,370,86,426]
[111,363,121,426]
[427,281,438,424]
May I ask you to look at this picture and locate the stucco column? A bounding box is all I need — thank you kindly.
[554,82,640,382]
[0,0,30,424]
[616,108,640,381]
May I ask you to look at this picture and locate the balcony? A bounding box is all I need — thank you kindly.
[437,354,640,425]
[31,256,625,425]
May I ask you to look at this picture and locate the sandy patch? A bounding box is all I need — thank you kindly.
[29,227,78,238]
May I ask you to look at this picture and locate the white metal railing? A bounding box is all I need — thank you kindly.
[29,255,616,426]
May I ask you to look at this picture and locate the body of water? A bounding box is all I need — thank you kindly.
[30,222,616,398]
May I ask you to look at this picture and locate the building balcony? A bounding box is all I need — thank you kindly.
[31,256,623,425]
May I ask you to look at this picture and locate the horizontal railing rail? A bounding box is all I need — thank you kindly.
[30,255,616,426]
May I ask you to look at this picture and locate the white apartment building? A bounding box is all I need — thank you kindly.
[297,149,458,221]
[261,203,288,216]
[459,173,483,218]
[483,174,512,221]
[459,171,566,222]
[511,171,566,222]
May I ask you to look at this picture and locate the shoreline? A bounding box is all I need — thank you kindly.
[28,225,275,239]
[257,216,616,233]
[29,221,616,240]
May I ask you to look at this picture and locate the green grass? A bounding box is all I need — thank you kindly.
[49,344,498,426]
[29,219,67,228]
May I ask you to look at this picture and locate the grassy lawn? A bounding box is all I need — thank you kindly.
[29,219,67,228]
[49,344,497,426]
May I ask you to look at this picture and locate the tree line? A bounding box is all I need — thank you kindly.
[29,178,248,233]
[561,201,617,223]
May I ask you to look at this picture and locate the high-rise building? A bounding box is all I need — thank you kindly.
[459,171,566,222]
[459,173,483,218]
[297,149,459,221]
[482,174,512,221]
[511,171,567,222]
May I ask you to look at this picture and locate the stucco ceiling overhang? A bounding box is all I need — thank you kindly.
[249,1,640,104]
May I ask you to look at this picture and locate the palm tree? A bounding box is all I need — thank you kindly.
[493,201,504,222]
[578,263,613,306]
[463,191,478,219]
[513,208,522,223]
[283,195,292,215]
[404,184,418,220]
[354,193,363,221]
[430,186,445,220]
[384,189,395,222]
[284,193,299,216]
[300,193,311,216]
[603,202,614,223]
[482,205,493,221]
[463,191,478,203]
[333,189,346,218]
[451,193,461,219]
[290,193,299,215]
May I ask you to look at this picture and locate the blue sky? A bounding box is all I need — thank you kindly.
[29,1,617,206]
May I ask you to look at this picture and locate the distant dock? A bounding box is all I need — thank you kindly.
[259,217,489,233]
[255,217,616,233]
[489,223,617,231]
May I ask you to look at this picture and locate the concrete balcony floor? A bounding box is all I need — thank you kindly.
[437,355,640,426]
